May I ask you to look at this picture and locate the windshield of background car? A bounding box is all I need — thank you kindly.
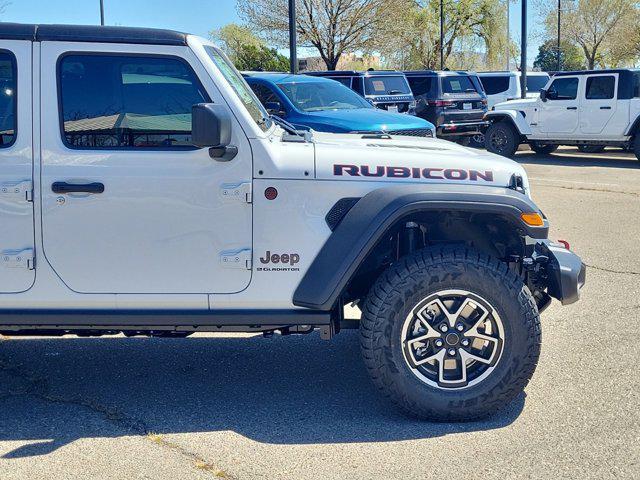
[279,80,372,112]
[364,75,411,95]
[204,46,272,131]
[526,75,550,92]
[441,75,478,94]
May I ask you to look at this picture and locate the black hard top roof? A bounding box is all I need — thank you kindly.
[0,23,188,46]
[554,68,640,77]
[403,70,478,76]
[306,70,406,77]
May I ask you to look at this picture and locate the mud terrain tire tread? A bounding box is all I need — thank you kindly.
[359,246,541,421]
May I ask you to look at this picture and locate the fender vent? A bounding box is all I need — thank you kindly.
[325,197,360,231]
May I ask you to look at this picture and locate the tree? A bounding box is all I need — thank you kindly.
[238,0,399,70]
[234,45,290,72]
[533,39,585,72]
[211,23,289,72]
[375,0,509,70]
[211,23,261,60]
[542,0,637,69]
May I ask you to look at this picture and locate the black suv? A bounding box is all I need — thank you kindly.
[404,70,488,142]
[304,70,415,114]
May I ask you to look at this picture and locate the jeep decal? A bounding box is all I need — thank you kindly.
[333,164,494,182]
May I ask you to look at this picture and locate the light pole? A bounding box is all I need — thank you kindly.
[288,0,297,74]
[440,0,444,70]
[520,0,527,98]
[506,0,510,70]
[557,0,561,71]
[99,0,105,26]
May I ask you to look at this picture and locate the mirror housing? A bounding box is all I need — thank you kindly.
[539,89,547,102]
[191,103,237,161]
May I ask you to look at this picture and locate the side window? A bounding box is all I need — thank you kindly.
[352,77,364,95]
[59,54,209,149]
[479,76,510,95]
[250,83,281,106]
[585,75,615,100]
[547,77,579,100]
[0,50,16,147]
[407,77,433,97]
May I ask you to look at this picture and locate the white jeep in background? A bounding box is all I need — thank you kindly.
[0,23,585,421]
[484,69,640,161]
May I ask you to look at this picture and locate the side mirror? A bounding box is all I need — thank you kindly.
[264,101,284,116]
[191,103,237,161]
[539,89,547,102]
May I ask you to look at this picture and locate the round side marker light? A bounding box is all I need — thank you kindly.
[264,187,278,200]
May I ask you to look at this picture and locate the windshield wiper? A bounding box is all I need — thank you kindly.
[270,114,312,142]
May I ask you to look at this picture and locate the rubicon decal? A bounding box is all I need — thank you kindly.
[333,164,494,182]
[257,251,300,272]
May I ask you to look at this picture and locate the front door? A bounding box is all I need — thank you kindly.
[580,74,618,135]
[540,76,580,135]
[39,41,252,294]
[0,40,35,293]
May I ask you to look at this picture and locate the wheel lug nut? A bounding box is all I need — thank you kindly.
[461,339,470,347]
[448,348,456,356]
[439,324,448,332]
[456,323,464,331]
[435,339,443,347]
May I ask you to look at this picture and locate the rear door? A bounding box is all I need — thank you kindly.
[539,76,580,135]
[0,40,35,293]
[580,73,618,135]
[39,41,253,295]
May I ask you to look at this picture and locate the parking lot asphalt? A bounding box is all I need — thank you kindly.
[1,147,639,480]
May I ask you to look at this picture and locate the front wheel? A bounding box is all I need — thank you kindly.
[530,143,558,155]
[360,246,541,421]
[484,122,519,157]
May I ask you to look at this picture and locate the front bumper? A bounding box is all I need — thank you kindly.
[537,240,586,305]
[437,120,490,137]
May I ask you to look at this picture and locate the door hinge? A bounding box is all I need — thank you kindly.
[1,248,35,270]
[220,182,252,204]
[1,180,33,202]
[219,249,252,270]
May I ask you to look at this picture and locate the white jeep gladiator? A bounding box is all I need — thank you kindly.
[485,69,640,161]
[0,23,585,421]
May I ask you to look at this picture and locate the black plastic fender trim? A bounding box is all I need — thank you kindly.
[293,184,548,311]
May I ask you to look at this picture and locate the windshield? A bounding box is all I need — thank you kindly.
[441,75,478,94]
[364,75,411,95]
[526,75,550,92]
[279,80,372,112]
[203,46,272,132]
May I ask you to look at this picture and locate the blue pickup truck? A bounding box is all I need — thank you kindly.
[244,72,436,138]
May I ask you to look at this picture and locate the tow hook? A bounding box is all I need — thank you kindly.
[523,244,550,272]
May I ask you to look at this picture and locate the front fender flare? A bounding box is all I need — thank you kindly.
[485,110,532,136]
[293,185,548,311]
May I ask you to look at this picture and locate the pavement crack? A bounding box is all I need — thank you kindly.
[536,182,640,197]
[0,359,233,478]
[585,263,640,276]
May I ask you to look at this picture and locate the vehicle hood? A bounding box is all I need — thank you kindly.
[304,108,434,132]
[312,132,530,192]
[494,97,538,110]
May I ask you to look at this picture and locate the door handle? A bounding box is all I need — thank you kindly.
[600,106,612,110]
[566,106,578,110]
[52,182,105,194]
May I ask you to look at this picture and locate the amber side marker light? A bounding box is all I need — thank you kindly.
[520,212,545,227]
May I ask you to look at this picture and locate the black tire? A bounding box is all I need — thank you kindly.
[578,145,605,154]
[632,136,640,162]
[484,122,519,157]
[360,246,541,421]
[530,143,558,155]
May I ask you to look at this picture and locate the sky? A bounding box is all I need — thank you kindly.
[1,0,544,66]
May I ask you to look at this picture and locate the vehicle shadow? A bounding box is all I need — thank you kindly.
[515,149,639,169]
[0,332,525,458]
